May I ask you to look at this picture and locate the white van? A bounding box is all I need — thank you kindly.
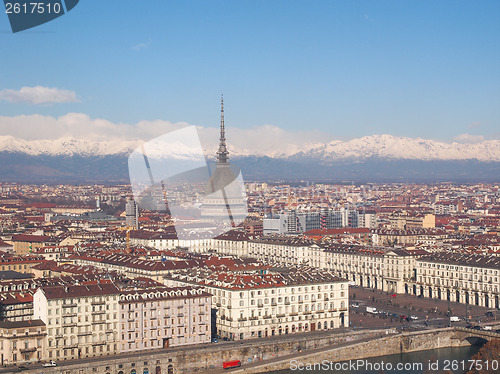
[450,316,460,322]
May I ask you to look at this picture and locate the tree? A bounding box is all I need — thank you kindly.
[467,339,500,374]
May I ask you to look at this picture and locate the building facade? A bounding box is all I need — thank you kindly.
[0,320,47,366]
[118,286,211,352]
[164,268,349,341]
[33,283,121,361]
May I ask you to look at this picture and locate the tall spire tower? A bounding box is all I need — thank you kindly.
[216,95,229,164]
[202,95,247,227]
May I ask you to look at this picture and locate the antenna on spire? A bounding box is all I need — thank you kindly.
[220,94,225,142]
[216,94,229,164]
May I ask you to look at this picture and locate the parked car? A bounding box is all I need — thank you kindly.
[485,311,494,317]
[450,316,460,322]
[17,366,28,372]
[482,326,492,331]
[43,360,57,367]
[409,315,418,321]
[211,338,218,343]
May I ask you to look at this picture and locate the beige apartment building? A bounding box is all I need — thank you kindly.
[118,286,211,352]
[0,320,47,366]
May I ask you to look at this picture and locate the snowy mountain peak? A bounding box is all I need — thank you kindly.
[1,134,500,162]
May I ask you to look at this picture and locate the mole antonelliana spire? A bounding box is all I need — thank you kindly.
[216,95,229,164]
[201,96,247,226]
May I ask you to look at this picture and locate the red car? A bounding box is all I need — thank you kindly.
[223,360,241,369]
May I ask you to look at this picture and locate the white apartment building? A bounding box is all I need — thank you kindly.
[33,283,121,361]
[164,267,349,341]
[210,234,500,309]
[414,253,500,309]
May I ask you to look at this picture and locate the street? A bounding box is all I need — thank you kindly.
[349,286,498,330]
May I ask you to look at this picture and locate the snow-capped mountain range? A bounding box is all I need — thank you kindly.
[296,135,500,162]
[1,134,500,162]
[0,135,139,157]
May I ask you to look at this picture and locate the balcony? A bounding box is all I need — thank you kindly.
[62,303,77,308]
[249,316,258,321]
[20,347,37,353]
[289,312,298,316]
[276,314,285,318]
[284,301,290,305]
[257,304,263,308]
[263,315,271,319]
[92,310,106,315]
[237,318,247,322]
[91,301,106,306]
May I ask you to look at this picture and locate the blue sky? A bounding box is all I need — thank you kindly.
[0,0,499,143]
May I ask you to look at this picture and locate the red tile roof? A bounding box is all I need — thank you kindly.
[11,234,51,243]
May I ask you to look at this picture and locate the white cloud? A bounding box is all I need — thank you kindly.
[0,113,185,141]
[0,113,333,156]
[0,86,78,105]
[197,124,332,157]
[132,39,152,51]
[453,133,485,144]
